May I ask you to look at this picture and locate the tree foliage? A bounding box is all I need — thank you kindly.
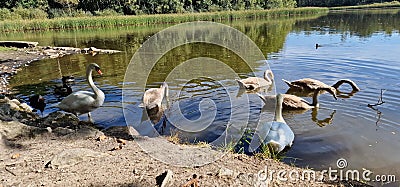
[0,0,299,19]
[1,0,397,19]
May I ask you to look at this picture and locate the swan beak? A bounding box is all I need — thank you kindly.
[96,69,103,75]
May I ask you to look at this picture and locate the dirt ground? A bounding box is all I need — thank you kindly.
[1,120,344,187]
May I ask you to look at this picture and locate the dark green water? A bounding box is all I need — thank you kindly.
[4,9,400,186]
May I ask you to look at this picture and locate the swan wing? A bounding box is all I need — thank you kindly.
[283,94,311,109]
[143,88,163,109]
[57,91,97,114]
[292,78,329,90]
[238,77,269,90]
[264,121,295,153]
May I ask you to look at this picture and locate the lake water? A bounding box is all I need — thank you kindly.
[4,9,400,186]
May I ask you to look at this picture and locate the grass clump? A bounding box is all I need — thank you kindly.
[254,143,286,161]
[167,131,182,144]
[0,46,16,51]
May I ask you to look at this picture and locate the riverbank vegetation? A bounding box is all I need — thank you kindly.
[329,1,400,10]
[0,0,398,21]
[0,0,398,32]
[0,0,298,20]
[0,7,328,32]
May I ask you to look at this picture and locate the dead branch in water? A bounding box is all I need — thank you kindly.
[368,89,386,108]
[368,89,386,128]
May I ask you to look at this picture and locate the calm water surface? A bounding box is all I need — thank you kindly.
[4,9,400,185]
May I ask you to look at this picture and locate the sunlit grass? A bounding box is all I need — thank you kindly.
[0,7,328,33]
[254,143,286,161]
[0,46,16,51]
[330,1,400,10]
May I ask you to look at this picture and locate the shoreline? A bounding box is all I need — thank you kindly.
[0,97,367,186]
[0,46,120,94]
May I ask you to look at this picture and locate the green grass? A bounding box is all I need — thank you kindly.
[0,7,328,33]
[254,143,286,161]
[0,46,16,51]
[329,1,400,10]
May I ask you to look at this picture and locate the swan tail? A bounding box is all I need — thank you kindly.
[236,79,248,89]
[256,93,267,103]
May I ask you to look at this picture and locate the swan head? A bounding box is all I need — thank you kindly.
[89,63,102,75]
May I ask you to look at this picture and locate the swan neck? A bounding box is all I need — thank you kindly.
[275,95,285,123]
[264,70,273,82]
[311,90,319,106]
[332,80,344,89]
[87,67,100,97]
[332,79,360,91]
[164,85,169,98]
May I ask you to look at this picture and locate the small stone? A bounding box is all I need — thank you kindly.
[109,144,123,151]
[11,153,20,159]
[218,167,234,178]
[116,138,126,145]
[96,135,107,141]
[155,170,173,187]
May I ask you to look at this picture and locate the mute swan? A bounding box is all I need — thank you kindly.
[258,87,337,110]
[236,70,274,91]
[57,63,105,122]
[140,82,169,110]
[29,95,46,115]
[261,94,295,153]
[282,78,360,93]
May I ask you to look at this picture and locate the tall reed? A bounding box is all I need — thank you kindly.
[0,7,328,33]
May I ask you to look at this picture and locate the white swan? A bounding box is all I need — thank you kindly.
[257,87,337,110]
[57,63,105,122]
[236,70,274,91]
[260,94,295,153]
[140,82,169,110]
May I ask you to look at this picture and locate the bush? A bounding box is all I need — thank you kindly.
[48,8,92,18]
[93,9,122,16]
[12,7,47,19]
[0,8,13,21]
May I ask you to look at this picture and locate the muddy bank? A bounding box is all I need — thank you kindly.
[0,45,120,94]
[0,97,369,186]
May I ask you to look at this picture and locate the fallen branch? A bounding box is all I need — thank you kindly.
[5,166,17,176]
[367,89,386,127]
[367,89,386,108]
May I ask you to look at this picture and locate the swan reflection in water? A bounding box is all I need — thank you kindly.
[140,105,167,134]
